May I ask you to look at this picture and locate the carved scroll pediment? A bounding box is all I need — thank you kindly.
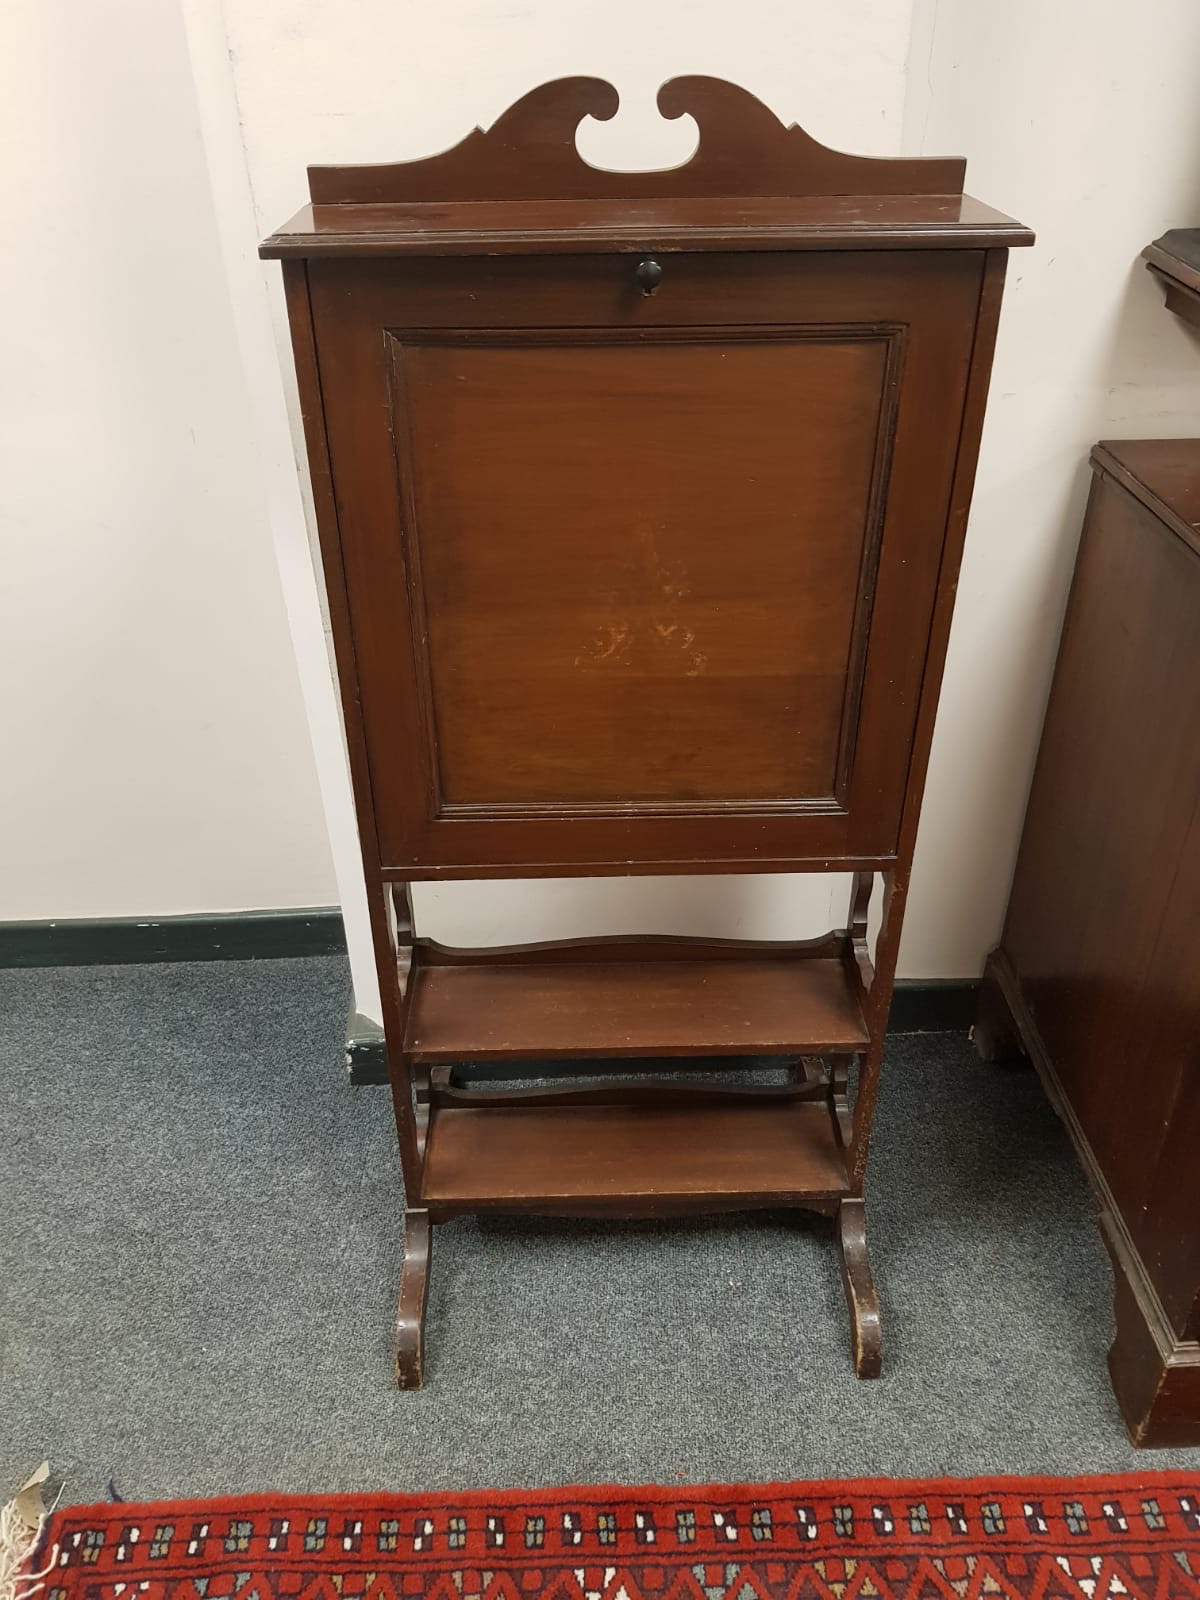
[307,76,965,206]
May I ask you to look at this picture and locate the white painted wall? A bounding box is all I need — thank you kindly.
[899,0,1200,974]
[222,0,913,231]
[7,0,1199,1004]
[219,0,917,989]
[0,0,336,919]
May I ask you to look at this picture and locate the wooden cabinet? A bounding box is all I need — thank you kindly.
[978,441,1200,1446]
[1144,230,1200,330]
[263,75,1031,1386]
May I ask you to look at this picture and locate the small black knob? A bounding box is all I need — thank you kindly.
[635,256,664,295]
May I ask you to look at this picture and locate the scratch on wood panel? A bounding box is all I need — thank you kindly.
[641,525,708,674]
[573,524,708,673]
[574,623,632,668]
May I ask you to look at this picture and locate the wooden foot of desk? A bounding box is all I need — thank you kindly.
[395,1208,431,1389]
[837,1197,882,1378]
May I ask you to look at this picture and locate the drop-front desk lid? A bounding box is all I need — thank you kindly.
[261,192,1033,258]
[260,76,1034,259]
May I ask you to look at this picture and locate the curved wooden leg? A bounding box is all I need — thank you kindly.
[829,1053,855,1149]
[413,1068,432,1161]
[837,1197,882,1378]
[395,1208,431,1389]
[791,1056,826,1086]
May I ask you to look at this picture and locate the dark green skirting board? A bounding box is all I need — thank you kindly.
[0,908,346,966]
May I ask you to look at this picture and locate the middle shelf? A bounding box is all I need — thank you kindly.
[403,941,870,1063]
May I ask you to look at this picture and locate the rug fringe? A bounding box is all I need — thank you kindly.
[0,1464,58,1600]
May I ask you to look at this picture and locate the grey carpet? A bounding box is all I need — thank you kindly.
[2,955,1197,1507]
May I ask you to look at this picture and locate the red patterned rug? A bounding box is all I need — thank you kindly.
[34,1476,1200,1600]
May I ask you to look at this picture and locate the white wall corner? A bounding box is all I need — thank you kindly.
[176,0,382,1023]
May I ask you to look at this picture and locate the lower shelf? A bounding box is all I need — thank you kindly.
[405,952,868,1062]
[420,1098,850,1212]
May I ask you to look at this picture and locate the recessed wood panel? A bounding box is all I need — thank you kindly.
[394,333,891,810]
